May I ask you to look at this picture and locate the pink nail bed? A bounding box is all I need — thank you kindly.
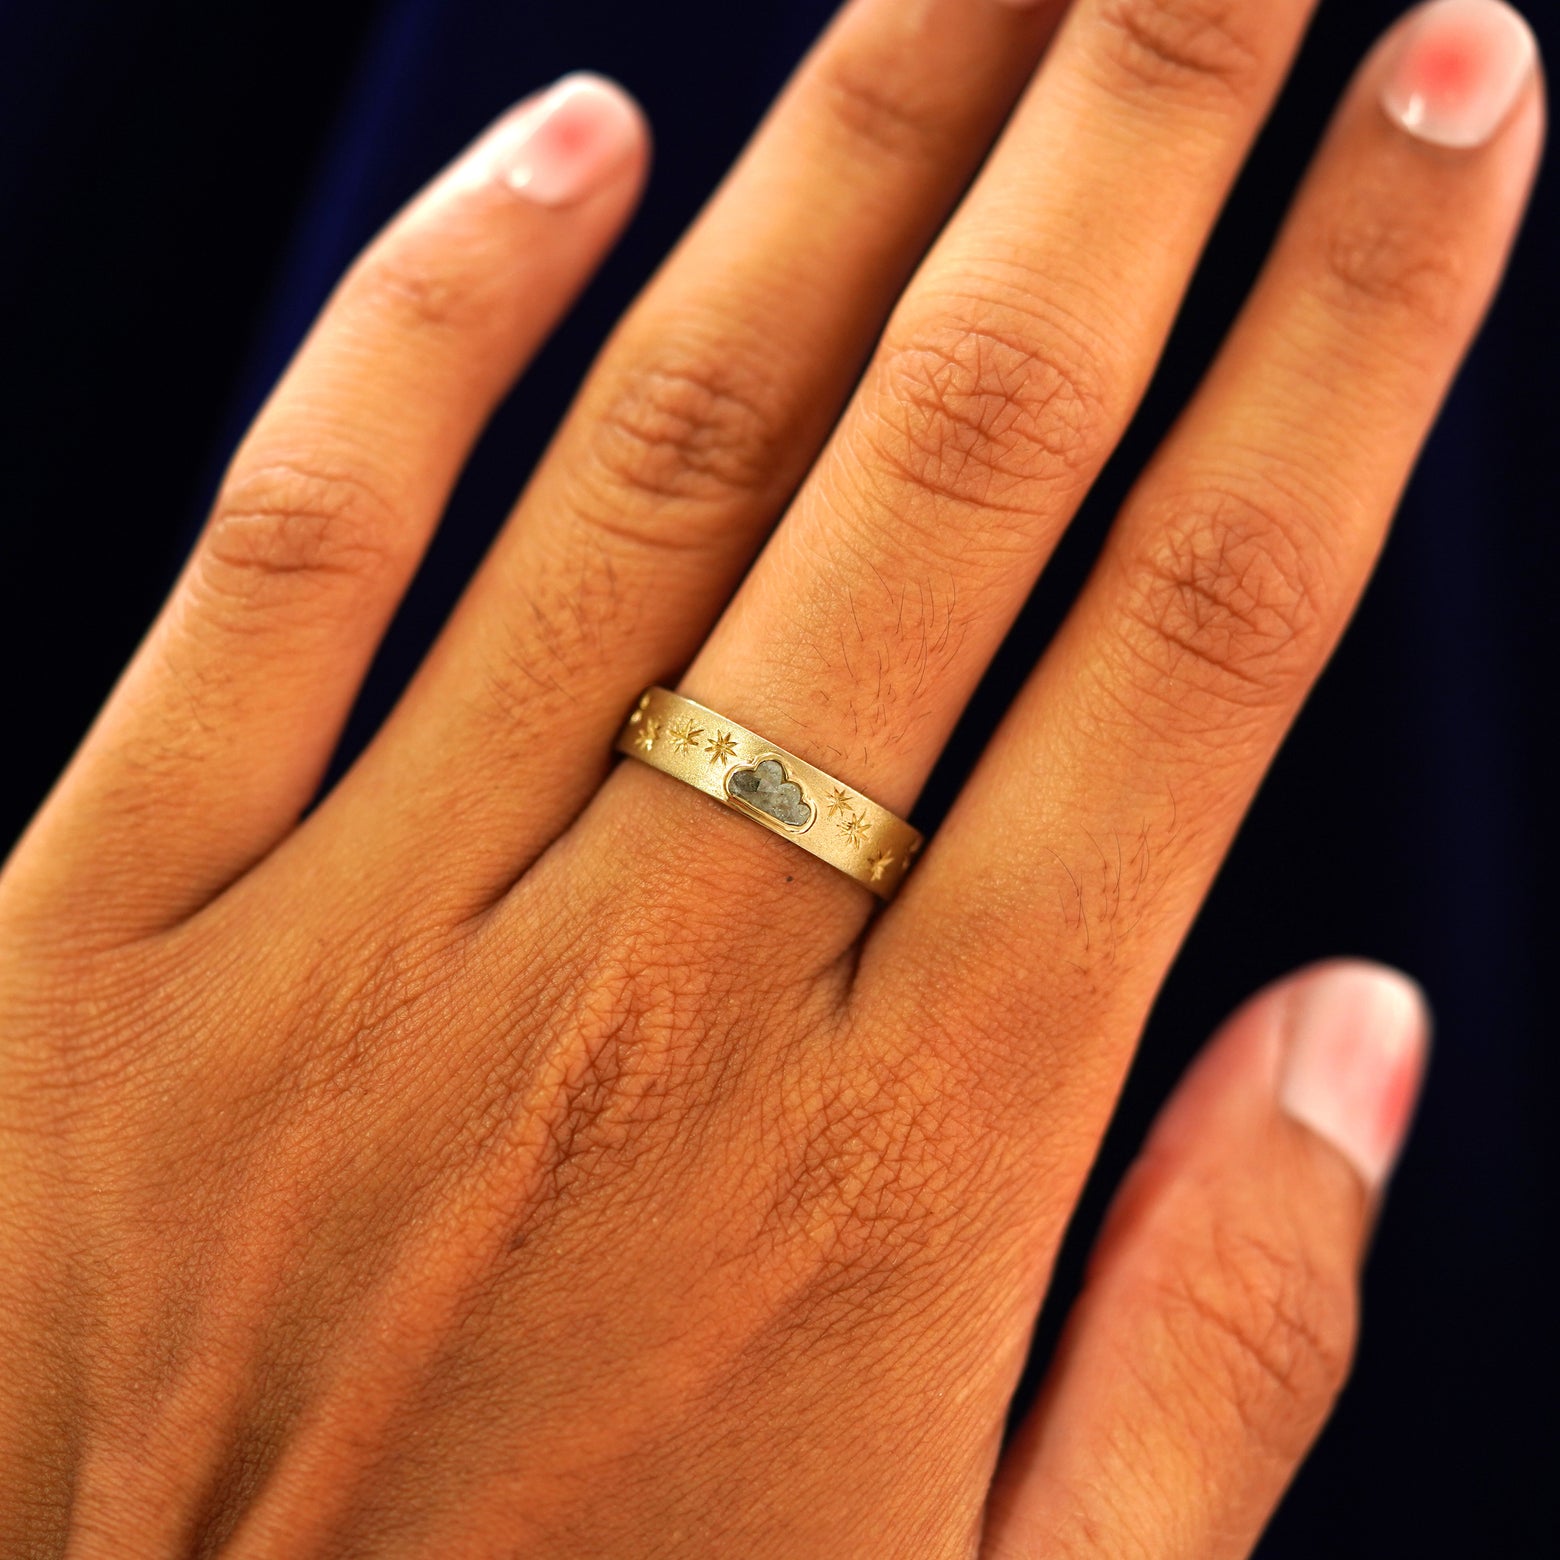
[1381,0,1537,150]
[499,73,642,207]
[1278,964,1429,1189]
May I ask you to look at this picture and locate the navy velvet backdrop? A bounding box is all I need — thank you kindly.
[2,2,1555,1553]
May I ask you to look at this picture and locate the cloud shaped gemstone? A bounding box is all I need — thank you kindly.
[727,758,813,830]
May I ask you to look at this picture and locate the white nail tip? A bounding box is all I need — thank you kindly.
[1277,964,1429,1188]
[1381,0,1538,150]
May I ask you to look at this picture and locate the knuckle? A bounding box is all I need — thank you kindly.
[1109,482,1331,728]
[583,334,787,519]
[813,47,957,164]
[200,457,403,617]
[1320,186,1469,329]
[349,234,483,336]
[1094,0,1266,103]
[868,303,1114,517]
[1155,1225,1358,1449]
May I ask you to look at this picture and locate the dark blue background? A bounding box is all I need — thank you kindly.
[2,2,1554,1553]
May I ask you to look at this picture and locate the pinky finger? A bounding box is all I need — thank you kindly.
[982,962,1430,1560]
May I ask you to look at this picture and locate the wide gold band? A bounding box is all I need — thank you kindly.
[614,688,923,900]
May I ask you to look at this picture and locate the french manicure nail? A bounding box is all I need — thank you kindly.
[1278,963,1430,1189]
[497,73,643,207]
[1381,0,1538,150]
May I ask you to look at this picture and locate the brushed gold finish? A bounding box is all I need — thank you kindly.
[614,689,924,900]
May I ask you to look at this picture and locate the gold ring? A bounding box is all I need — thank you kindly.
[614,688,923,900]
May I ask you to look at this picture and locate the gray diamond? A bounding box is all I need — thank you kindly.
[728,758,811,829]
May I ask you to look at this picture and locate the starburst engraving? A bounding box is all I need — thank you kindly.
[669,718,704,753]
[705,731,738,767]
[837,811,869,851]
[635,717,660,753]
[824,785,855,818]
[867,849,895,882]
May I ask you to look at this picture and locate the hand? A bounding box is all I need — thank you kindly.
[1,0,1539,1554]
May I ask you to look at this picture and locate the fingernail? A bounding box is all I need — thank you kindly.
[497,74,644,207]
[1278,963,1430,1188]
[1381,0,1538,150]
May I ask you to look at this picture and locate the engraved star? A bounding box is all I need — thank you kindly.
[635,717,660,753]
[669,719,704,753]
[705,730,738,766]
[867,849,895,882]
[837,811,869,851]
[824,785,855,818]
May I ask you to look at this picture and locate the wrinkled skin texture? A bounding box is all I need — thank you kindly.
[0,0,1541,1555]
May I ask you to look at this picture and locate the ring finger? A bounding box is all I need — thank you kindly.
[584,0,1326,940]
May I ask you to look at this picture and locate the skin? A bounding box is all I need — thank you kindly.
[0,0,1542,1554]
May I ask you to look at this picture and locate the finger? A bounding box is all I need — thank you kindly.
[329,0,1067,906]
[11,77,649,935]
[982,962,1430,1560]
[875,2,1542,1096]
[611,0,1328,934]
